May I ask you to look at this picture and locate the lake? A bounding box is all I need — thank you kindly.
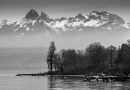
[0,75,130,90]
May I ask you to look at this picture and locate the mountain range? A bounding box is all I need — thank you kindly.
[0,9,130,35]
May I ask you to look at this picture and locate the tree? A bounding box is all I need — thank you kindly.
[61,49,77,67]
[120,43,129,72]
[106,45,117,67]
[87,42,106,66]
[53,50,65,75]
[116,43,130,73]
[47,41,56,74]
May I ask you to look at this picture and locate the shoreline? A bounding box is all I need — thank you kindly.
[16,72,130,82]
[16,73,86,77]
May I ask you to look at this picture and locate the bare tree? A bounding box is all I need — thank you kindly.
[47,41,56,74]
[106,45,116,67]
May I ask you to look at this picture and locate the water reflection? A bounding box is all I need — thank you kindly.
[47,76,130,90]
[48,76,56,89]
[0,76,130,90]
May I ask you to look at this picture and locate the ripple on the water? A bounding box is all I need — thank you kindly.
[0,76,130,90]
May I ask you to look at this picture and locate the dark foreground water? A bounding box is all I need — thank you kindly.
[0,75,130,90]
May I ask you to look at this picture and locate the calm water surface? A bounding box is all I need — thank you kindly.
[0,75,130,90]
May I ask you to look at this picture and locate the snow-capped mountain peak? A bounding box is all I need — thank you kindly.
[75,13,87,20]
[25,9,39,20]
[0,9,129,35]
[124,23,130,29]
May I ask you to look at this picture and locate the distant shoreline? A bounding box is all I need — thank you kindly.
[16,71,86,77]
[16,73,86,79]
[16,73,47,76]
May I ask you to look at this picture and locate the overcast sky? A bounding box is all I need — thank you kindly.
[0,0,130,22]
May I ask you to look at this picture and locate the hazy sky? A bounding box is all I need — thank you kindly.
[0,0,130,22]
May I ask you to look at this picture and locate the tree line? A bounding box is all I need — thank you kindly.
[47,40,130,75]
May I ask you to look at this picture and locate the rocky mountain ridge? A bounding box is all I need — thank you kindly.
[0,9,129,34]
